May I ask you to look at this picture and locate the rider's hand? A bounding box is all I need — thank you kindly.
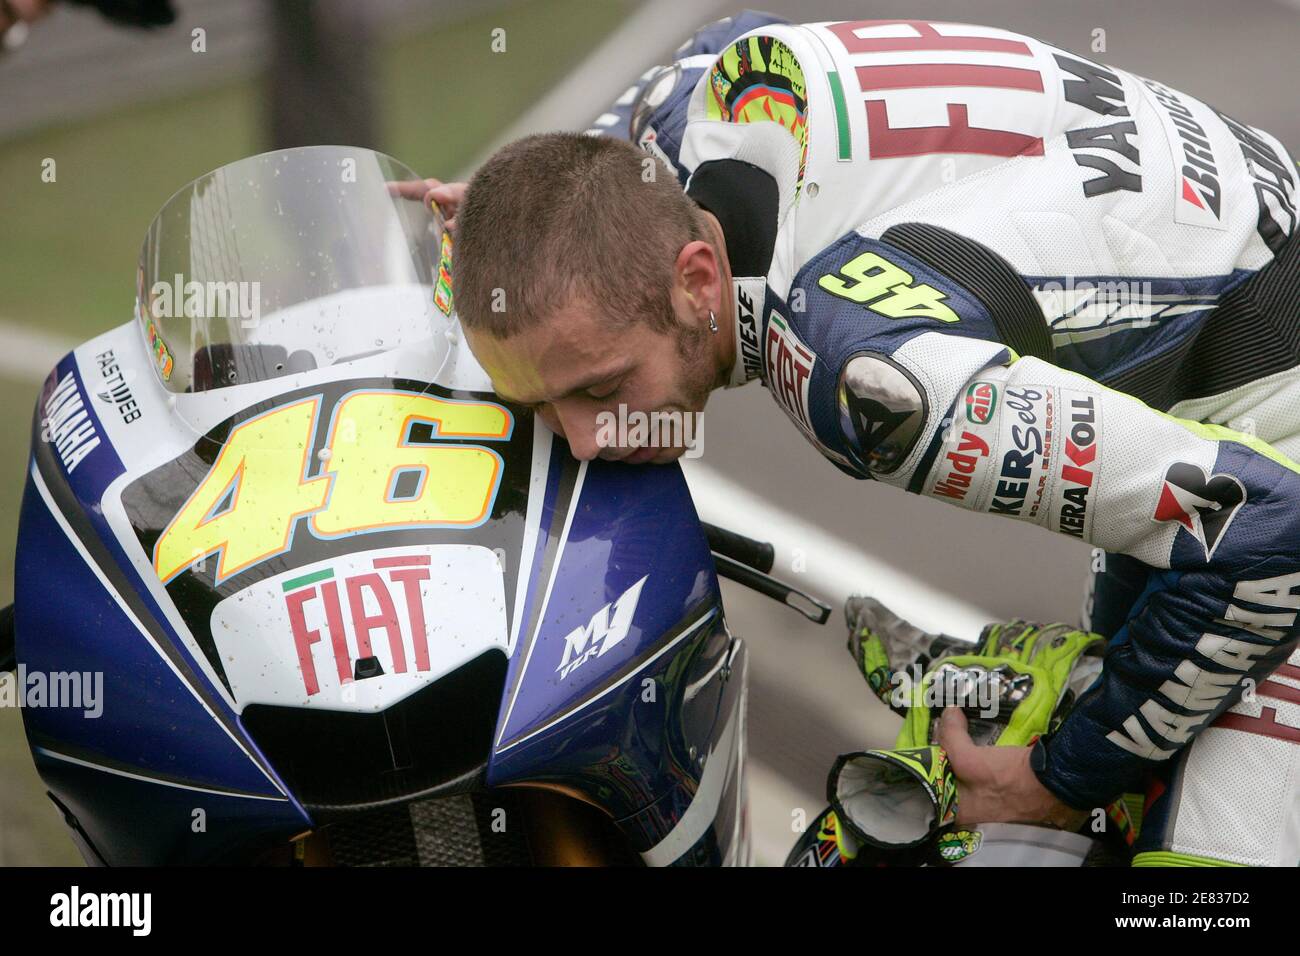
[937,707,1088,830]
[388,177,468,233]
[1,0,51,42]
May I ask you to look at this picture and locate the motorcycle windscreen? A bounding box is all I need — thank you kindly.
[119,374,533,714]
[134,145,446,397]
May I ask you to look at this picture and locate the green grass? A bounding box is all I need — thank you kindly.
[0,0,630,865]
[0,0,631,343]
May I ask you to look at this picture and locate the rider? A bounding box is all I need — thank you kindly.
[423,13,1300,866]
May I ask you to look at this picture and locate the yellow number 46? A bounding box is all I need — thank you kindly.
[154,390,513,584]
[818,251,959,323]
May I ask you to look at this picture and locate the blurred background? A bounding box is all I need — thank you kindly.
[0,0,1295,865]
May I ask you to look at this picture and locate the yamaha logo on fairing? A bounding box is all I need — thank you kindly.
[557,576,648,680]
[43,370,101,474]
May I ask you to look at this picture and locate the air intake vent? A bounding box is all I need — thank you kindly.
[242,650,507,817]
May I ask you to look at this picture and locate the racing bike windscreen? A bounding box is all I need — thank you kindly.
[135,145,447,394]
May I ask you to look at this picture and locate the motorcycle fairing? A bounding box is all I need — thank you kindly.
[117,373,534,706]
[16,310,748,864]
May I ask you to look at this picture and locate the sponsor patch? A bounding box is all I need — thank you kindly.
[1107,569,1299,759]
[1152,461,1246,561]
[434,230,454,317]
[144,314,174,382]
[930,429,992,502]
[927,378,1109,536]
[1216,108,1298,254]
[94,349,142,425]
[989,386,1055,520]
[1054,390,1100,537]
[838,353,927,473]
[729,277,765,387]
[963,381,997,425]
[210,545,509,709]
[765,310,816,437]
[1138,78,1227,231]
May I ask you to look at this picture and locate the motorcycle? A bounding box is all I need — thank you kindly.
[0,145,832,866]
[0,145,1125,866]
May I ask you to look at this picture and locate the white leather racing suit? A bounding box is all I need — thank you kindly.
[589,12,1300,865]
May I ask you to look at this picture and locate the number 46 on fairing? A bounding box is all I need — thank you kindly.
[153,390,514,584]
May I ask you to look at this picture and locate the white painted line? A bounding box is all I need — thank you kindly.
[33,747,289,802]
[0,321,74,382]
[746,758,819,867]
[495,460,588,749]
[459,0,733,174]
[681,460,996,642]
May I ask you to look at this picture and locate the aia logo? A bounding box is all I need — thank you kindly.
[557,576,648,680]
[964,381,997,425]
[283,553,436,695]
[1152,462,1246,561]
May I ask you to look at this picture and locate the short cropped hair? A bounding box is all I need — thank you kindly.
[452,132,707,337]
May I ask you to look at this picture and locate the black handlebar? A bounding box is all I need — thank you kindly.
[702,522,774,575]
[701,524,831,625]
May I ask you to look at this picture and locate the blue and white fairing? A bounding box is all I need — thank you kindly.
[12,146,749,866]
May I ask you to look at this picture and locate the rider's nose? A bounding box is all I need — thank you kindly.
[553,403,600,461]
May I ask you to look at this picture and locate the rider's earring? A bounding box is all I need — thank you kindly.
[707,310,719,334]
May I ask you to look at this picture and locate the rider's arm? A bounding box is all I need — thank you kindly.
[789,236,1300,812]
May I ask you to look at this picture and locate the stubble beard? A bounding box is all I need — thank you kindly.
[674,321,717,413]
